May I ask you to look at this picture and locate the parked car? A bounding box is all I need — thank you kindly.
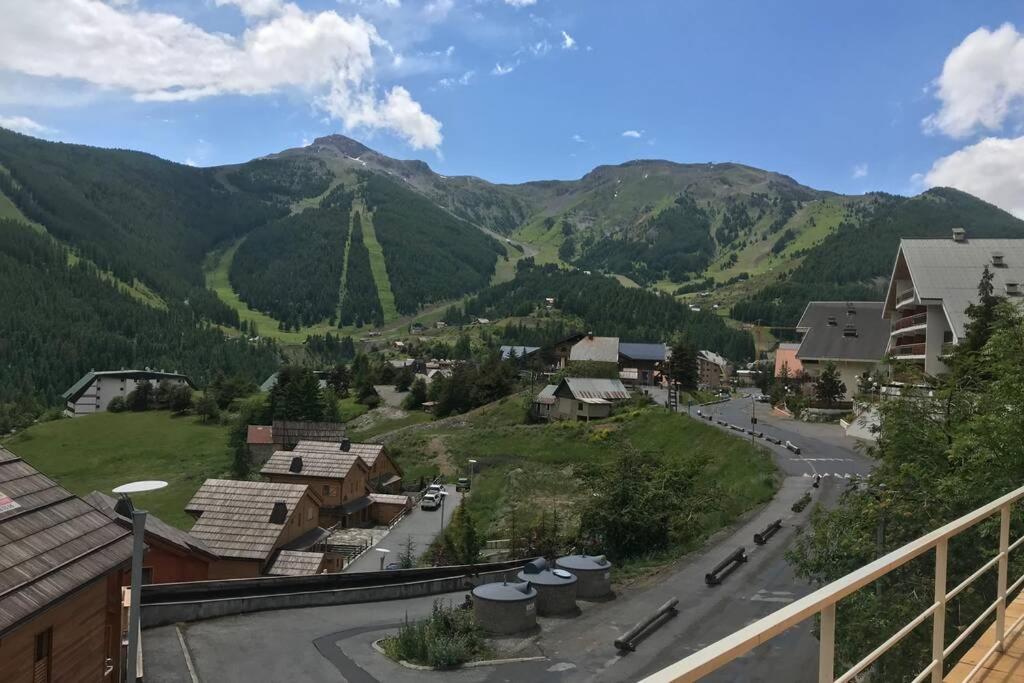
[385,562,402,570]
[755,393,771,403]
[456,477,470,491]
[426,483,444,496]
[421,493,442,510]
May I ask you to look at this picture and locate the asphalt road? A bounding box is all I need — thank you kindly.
[143,397,874,683]
[343,484,461,573]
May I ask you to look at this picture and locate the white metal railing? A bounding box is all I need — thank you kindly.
[641,484,1024,683]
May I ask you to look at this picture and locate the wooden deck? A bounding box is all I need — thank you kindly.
[947,594,1024,682]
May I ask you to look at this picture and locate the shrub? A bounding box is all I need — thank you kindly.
[382,600,488,669]
[107,396,127,413]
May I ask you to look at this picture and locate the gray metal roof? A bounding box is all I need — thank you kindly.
[619,342,667,362]
[698,350,730,368]
[473,581,536,602]
[499,345,540,360]
[556,378,630,401]
[795,302,890,363]
[886,239,1024,339]
[534,384,558,405]
[569,336,620,363]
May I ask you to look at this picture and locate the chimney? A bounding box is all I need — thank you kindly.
[340,438,351,452]
[992,252,1005,267]
[289,456,303,473]
[953,227,967,242]
[269,501,288,524]
[843,324,858,338]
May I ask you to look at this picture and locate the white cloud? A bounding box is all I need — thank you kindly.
[571,133,584,143]
[622,129,643,138]
[924,23,1024,138]
[183,157,197,166]
[0,114,52,136]
[437,70,474,88]
[0,0,443,149]
[923,135,1024,217]
[560,30,575,50]
[423,0,453,21]
[528,40,551,56]
[492,61,517,76]
[852,162,869,179]
[504,0,537,6]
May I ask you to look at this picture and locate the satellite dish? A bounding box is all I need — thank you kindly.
[112,481,168,495]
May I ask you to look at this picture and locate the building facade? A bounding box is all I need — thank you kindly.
[62,370,193,417]
[697,350,732,389]
[794,301,890,400]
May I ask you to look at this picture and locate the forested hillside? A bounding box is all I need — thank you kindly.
[361,172,505,314]
[731,188,1024,327]
[338,211,384,327]
[0,219,279,415]
[0,129,285,326]
[458,262,755,361]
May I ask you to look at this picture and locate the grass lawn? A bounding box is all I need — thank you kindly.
[338,397,371,422]
[2,411,232,529]
[388,395,779,574]
[359,208,399,321]
[349,411,433,442]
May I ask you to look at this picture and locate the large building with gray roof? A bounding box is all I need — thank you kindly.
[795,301,890,399]
[883,231,1024,375]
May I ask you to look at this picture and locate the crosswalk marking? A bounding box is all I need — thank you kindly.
[801,472,855,479]
[750,589,795,604]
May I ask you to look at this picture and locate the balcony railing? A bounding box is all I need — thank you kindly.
[893,312,928,331]
[890,342,926,357]
[896,288,917,306]
[641,485,1024,683]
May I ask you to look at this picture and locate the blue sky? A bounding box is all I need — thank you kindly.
[3,0,1024,213]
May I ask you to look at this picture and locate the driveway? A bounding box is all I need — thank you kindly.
[342,485,462,572]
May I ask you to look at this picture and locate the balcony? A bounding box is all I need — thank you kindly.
[640,485,1024,683]
[890,342,927,359]
[892,311,928,335]
[896,287,917,309]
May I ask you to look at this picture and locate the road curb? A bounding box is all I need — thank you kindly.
[371,638,546,670]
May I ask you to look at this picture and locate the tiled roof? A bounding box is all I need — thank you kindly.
[293,440,385,468]
[795,302,890,362]
[185,479,313,561]
[84,491,215,559]
[0,447,133,636]
[556,378,630,400]
[499,345,540,360]
[698,350,730,368]
[368,493,410,506]
[569,336,620,363]
[261,448,367,481]
[619,342,667,362]
[271,421,346,446]
[265,550,325,577]
[247,425,274,445]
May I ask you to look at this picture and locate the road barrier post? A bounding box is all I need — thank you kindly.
[613,598,679,651]
[754,519,783,545]
[705,547,748,586]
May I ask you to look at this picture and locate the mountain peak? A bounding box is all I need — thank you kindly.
[311,134,372,158]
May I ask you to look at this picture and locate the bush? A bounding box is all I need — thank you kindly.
[107,396,127,413]
[382,600,488,669]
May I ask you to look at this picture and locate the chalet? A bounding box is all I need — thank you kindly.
[551,377,630,421]
[185,479,336,579]
[532,384,558,420]
[549,332,588,368]
[569,334,620,366]
[246,420,347,465]
[85,491,217,584]
[697,350,732,389]
[795,301,890,399]
[618,342,667,386]
[261,440,407,527]
[62,369,193,417]
[0,447,134,683]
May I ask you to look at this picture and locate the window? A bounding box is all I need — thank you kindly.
[34,628,52,683]
[578,401,584,412]
[323,485,331,496]
[142,567,154,585]
[307,506,314,521]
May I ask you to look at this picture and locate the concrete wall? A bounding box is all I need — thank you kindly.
[141,568,518,628]
[68,376,189,416]
[925,304,951,376]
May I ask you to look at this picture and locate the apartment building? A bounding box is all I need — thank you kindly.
[62,369,193,417]
[794,301,890,399]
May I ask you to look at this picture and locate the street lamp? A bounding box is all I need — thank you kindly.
[468,459,477,494]
[376,547,391,570]
[112,480,167,683]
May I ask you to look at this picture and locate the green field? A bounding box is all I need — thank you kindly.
[3,412,231,529]
[359,208,399,321]
[386,396,779,569]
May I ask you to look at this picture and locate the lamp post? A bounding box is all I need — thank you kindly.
[112,480,167,683]
[376,547,391,570]
[468,459,477,495]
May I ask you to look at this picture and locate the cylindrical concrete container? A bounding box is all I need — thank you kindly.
[472,581,537,635]
[517,567,578,616]
[555,554,613,599]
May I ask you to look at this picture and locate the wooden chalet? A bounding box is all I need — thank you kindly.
[84,491,217,584]
[185,480,338,579]
[245,420,348,466]
[0,447,134,683]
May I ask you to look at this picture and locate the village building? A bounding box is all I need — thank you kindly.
[883,231,1024,375]
[551,377,631,421]
[774,342,804,380]
[246,420,347,465]
[549,332,589,369]
[84,491,217,585]
[499,345,541,361]
[532,384,559,420]
[794,301,890,400]
[569,334,620,366]
[697,350,733,389]
[0,447,134,683]
[261,440,407,527]
[259,371,329,393]
[185,479,336,579]
[619,342,667,386]
[62,369,193,417]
